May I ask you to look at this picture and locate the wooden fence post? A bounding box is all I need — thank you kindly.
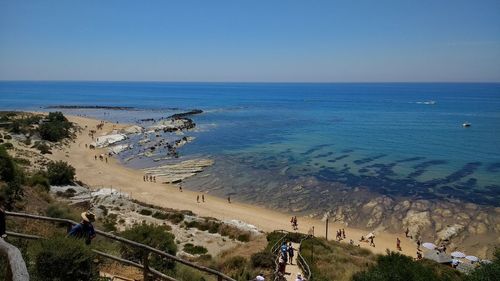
[143,252,150,281]
[325,218,329,240]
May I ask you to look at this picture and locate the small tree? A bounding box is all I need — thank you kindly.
[120,223,177,272]
[33,235,97,281]
[39,112,73,142]
[47,161,75,185]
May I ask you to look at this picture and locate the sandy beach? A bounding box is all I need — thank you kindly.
[49,114,418,257]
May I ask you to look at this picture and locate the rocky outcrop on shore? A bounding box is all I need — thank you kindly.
[143,158,214,183]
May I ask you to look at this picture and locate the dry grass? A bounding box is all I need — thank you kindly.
[300,237,376,281]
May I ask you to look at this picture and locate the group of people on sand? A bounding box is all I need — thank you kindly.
[336,228,346,241]
[143,174,156,182]
[94,154,108,163]
[290,216,298,230]
[196,194,205,203]
[359,233,376,247]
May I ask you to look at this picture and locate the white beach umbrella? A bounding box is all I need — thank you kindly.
[465,256,479,262]
[422,242,436,250]
[451,251,466,258]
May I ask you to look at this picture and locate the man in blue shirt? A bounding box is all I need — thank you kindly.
[68,211,96,245]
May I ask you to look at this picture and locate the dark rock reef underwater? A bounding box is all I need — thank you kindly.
[183,146,500,257]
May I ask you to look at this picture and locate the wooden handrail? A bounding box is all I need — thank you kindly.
[272,230,312,281]
[0,238,29,281]
[6,211,236,281]
[5,231,175,281]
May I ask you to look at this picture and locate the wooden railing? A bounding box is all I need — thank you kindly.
[5,211,236,281]
[272,230,312,281]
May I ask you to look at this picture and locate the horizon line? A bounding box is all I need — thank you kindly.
[1,79,500,84]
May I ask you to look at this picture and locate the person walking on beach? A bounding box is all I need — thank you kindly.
[342,228,346,239]
[227,196,231,203]
[105,157,108,163]
[143,175,146,181]
[153,176,156,182]
[197,195,200,203]
[397,237,402,251]
[179,185,183,192]
[68,211,96,245]
[405,228,410,238]
[94,155,97,160]
[416,238,421,251]
[369,236,375,247]
[202,194,205,202]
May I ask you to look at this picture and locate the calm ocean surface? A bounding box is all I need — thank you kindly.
[1,82,499,206]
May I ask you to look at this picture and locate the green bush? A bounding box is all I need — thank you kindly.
[183,243,208,255]
[251,251,274,268]
[120,223,177,271]
[45,203,76,220]
[236,233,250,242]
[352,251,457,281]
[465,249,500,281]
[27,172,50,191]
[0,142,13,150]
[224,256,247,270]
[47,160,75,185]
[39,112,73,142]
[32,142,51,154]
[33,235,97,281]
[139,208,153,216]
[152,211,169,220]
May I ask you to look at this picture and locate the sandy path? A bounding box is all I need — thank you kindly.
[49,115,418,257]
[285,242,302,281]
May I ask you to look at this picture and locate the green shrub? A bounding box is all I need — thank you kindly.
[47,160,75,185]
[167,212,184,224]
[465,249,500,281]
[223,256,247,270]
[45,203,75,220]
[27,172,50,191]
[236,233,250,242]
[39,112,73,142]
[139,208,153,216]
[33,235,97,281]
[183,243,208,255]
[0,142,13,150]
[120,223,177,271]
[251,251,274,268]
[32,141,52,154]
[353,251,456,281]
[14,157,30,166]
[152,211,169,220]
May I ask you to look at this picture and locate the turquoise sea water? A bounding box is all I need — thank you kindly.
[1,82,499,206]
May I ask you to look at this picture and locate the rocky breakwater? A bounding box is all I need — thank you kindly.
[143,158,214,184]
[325,192,500,258]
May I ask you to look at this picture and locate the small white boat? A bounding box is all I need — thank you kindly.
[462,122,471,127]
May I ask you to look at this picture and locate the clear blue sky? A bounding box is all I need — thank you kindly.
[1,0,499,82]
